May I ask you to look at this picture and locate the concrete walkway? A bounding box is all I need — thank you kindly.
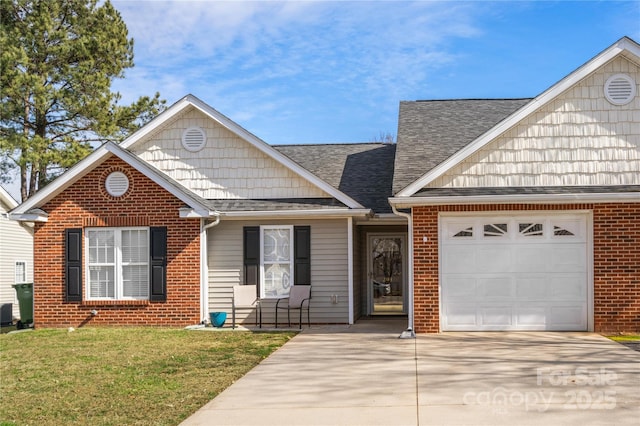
[181,319,640,425]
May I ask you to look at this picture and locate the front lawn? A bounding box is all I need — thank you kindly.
[606,334,640,352]
[607,335,640,342]
[0,327,295,425]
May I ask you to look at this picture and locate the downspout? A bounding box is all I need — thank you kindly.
[391,204,416,339]
[347,217,354,325]
[200,216,221,323]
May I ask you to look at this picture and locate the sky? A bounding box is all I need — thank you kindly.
[3,0,640,201]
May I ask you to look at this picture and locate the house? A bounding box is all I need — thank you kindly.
[9,37,639,333]
[0,185,33,324]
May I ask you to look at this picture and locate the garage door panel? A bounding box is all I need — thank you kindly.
[478,276,514,299]
[516,306,547,327]
[476,247,513,273]
[441,214,588,331]
[548,305,586,330]
[514,246,548,272]
[479,306,513,326]
[443,276,476,299]
[445,304,478,326]
[550,275,587,299]
[443,246,476,271]
[515,276,549,299]
[549,246,586,272]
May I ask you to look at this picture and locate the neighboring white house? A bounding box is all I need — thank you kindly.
[0,185,33,324]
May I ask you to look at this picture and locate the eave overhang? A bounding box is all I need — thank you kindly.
[9,209,49,222]
[218,208,372,220]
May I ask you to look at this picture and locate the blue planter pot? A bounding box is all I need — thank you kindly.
[210,312,227,328]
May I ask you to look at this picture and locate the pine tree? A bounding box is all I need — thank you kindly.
[0,0,165,201]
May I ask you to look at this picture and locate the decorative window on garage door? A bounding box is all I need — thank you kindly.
[453,226,473,237]
[519,223,544,237]
[483,223,508,237]
[552,219,582,238]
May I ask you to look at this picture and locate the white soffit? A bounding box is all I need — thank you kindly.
[396,37,640,197]
[121,95,365,210]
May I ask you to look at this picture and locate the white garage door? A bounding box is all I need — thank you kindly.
[441,214,588,331]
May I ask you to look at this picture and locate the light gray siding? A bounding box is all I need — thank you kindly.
[207,218,349,326]
[0,198,33,320]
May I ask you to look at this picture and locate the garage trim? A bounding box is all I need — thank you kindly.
[437,210,593,332]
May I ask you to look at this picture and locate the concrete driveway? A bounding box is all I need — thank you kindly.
[181,319,640,425]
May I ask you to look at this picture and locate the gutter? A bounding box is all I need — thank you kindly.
[391,204,416,339]
[389,192,640,208]
[220,208,372,219]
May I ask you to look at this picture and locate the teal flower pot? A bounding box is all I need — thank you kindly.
[210,312,227,328]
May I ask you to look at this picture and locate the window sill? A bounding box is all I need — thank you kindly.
[82,300,150,307]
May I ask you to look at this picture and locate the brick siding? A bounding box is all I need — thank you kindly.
[412,203,640,333]
[33,156,201,327]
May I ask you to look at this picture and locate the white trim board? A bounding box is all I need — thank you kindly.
[389,191,640,208]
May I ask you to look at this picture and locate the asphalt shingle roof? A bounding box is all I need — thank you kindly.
[274,143,396,214]
[393,99,532,194]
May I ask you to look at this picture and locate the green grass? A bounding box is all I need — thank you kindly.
[0,327,295,425]
[607,335,640,342]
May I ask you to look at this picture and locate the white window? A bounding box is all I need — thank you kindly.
[260,226,293,299]
[86,227,149,300]
[15,261,27,283]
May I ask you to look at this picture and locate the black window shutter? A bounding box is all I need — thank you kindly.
[149,227,167,301]
[65,228,83,302]
[294,226,311,285]
[243,226,260,286]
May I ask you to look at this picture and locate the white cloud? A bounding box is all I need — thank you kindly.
[113,1,484,99]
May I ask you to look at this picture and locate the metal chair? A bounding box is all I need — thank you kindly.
[232,285,261,329]
[275,285,311,328]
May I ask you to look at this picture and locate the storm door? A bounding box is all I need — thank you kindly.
[367,234,406,315]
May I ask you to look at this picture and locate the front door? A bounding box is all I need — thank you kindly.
[368,234,406,315]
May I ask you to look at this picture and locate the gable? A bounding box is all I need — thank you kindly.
[131,106,330,200]
[428,56,640,188]
[393,99,530,194]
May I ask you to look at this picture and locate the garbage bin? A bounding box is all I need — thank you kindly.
[12,283,33,329]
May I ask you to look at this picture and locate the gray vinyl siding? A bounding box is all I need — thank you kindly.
[207,218,349,325]
[0,200,33,320]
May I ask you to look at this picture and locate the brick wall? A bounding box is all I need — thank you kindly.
[412,203,640,333]
[592,203,640,333]
[33,156,202,328]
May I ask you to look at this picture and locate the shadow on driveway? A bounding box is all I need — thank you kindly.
[181,320,640,425]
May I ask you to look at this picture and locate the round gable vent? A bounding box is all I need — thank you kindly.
[182,127,207,152]
[604,74,636,105]
[105,171,129,197]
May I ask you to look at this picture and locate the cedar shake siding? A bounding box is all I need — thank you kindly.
[34,156,201,327]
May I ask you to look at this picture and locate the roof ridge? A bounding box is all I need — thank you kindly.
[409,98,534,103]
[273,142,389,147]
